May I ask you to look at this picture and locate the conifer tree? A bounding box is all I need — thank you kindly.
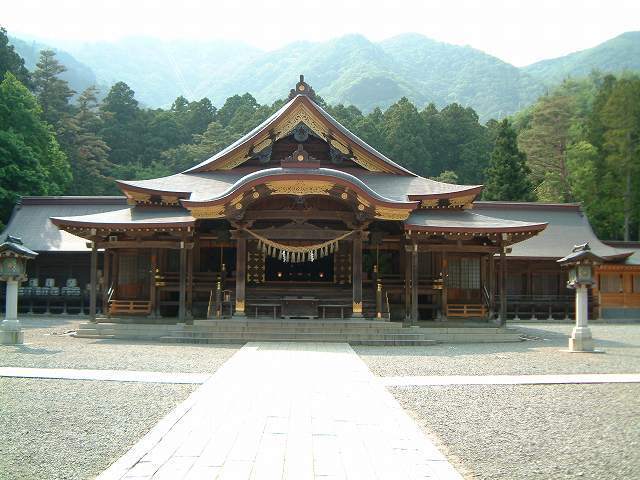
[483,119,534,201]
[33,49,75,126]
[0,27,31,88]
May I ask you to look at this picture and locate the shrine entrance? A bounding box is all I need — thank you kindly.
[265,254,334,282]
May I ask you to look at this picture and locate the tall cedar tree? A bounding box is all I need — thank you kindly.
[483,119,534,201]
[65,86,114,195]
[0,27,32,87]
[601,78,640,240]
[0,73,71,226]
[518,94,574,202]
[33,49,75,126]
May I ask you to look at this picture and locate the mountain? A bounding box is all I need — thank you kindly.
[523,31,640,84]
[7,31,640,120]
[9,36,100,97]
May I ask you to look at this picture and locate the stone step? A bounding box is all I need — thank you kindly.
[160,336,437,346]
[166,331,428,340]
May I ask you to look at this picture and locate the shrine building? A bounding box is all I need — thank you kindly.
[2,77,639,340]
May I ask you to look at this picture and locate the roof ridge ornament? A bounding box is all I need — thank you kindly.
[281,144,320,169]
[289,75,317,101]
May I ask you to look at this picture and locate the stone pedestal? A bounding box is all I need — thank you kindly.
[1,279,23,344]
[567,285,597,353]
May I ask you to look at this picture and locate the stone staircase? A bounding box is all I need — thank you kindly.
[74,319,436,346]
[74,319,523,345]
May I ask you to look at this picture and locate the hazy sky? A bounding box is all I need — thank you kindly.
[4,0,639,66]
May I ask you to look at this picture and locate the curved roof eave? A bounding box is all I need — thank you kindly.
[180,167,418,209]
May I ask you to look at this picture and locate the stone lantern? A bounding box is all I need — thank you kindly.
[557,243,603,352]
[0,236,37,345]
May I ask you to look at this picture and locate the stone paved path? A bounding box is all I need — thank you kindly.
[98,342,462,480]
[380,373,640,387]
[0,367,209,384]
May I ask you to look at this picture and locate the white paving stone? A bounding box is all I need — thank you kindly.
[98,342,462,480]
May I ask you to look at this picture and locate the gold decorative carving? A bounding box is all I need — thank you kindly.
[265,180,333,196]
[125,191,151,205]
[253,136,272,153]
[252,191,260,199]
[235,299,245,313]
[420,199,439,209]
[330,138,350,155]
[275,104,327,141]
[190,205,226,219]
[356,195,371,208]
[340,192,349,200]
[352,301,362,314]
[352,152,387,173]
[218,149,250,170]
[375,206,411,220]
[357,204,365,211]
[235,203,243,210]
[159,195,180,205]
[449,194,476,208]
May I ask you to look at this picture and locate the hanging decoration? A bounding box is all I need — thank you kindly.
[244,229,354,263]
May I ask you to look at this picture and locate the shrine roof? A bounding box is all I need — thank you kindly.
[117,169,481,204]
[51,206,195,230]
[404,209,547,236]
[182,94,414,175]
[0,197,127,252]
[474,202,633,261]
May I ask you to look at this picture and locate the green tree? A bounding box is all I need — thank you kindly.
[64,86,114,194]
[601,78,640,240]
[0,73,71,225]
[483,119,534,201]
[0,27,31,87]
[518,94,575,202]
[32,49,75,126]
[100,81,144,166]
[382,97,431,175]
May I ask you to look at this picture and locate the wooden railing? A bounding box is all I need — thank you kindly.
[447,303,487,318]
[109,299,152,316]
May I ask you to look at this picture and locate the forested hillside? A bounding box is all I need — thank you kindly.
[1,27,639,241]
[8,31,640,121]
[524,32,640,85]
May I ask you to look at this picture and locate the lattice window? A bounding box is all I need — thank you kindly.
[600,273,622,293]
[633,274,640,293]
[448,257,480,289]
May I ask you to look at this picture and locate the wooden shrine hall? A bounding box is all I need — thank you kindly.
[49,76,549,324]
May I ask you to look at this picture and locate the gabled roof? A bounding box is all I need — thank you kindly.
[183,94,414,175]
[404,209,547,237]
[1,197,128,252]
[474,202,633,261]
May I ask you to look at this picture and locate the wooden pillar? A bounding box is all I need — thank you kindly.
[149,248,157,318]
[178,241,187,322]
[187,248,194,320]
[102,249,111,316]
[404,248,411,321]
[489,252,496,317]
[442,251,448,321]
[411,242,419,324]
[89,240,97,322]
[352,231,363,317]
[499,244,507,326]
[235,235,247,317]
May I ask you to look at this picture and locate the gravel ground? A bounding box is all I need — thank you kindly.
[0,317,238,372]
[392,383,640,480]
[0,377,197,480]
[356,324,640,376]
